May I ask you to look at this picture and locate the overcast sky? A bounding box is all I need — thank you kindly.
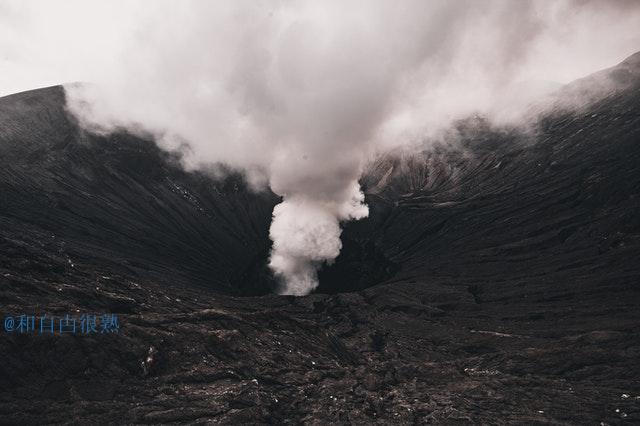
[1,0,640,97]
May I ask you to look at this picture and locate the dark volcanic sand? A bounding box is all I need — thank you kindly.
[1,54,640,424]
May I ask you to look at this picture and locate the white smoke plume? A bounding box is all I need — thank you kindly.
[2,0,639,294]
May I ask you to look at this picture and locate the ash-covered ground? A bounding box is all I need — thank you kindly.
[1,54,640,424]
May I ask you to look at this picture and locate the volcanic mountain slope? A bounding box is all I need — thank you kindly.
[0,87,279,296]
[0,53,639,424]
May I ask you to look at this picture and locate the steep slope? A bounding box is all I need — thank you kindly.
[319,56,640,301]
[0,86,279,296]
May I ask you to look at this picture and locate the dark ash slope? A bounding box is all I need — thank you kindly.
[1,53,640,424]
[0,87,279,296]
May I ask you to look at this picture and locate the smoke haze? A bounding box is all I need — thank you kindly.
[2,0,639,294]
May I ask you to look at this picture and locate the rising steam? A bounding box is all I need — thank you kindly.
[4,0,638,294]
